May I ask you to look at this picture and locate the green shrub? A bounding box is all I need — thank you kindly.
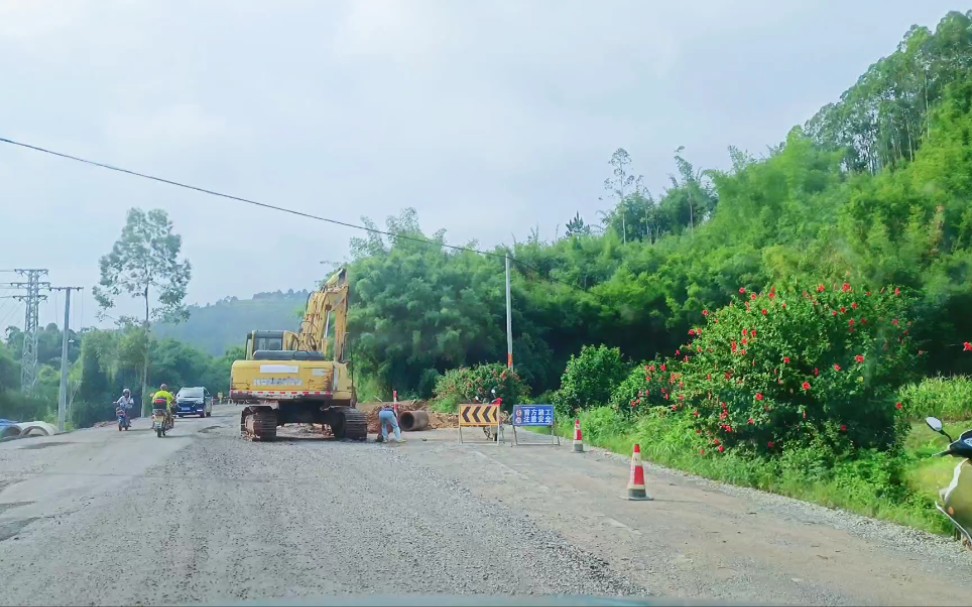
[556,344,628,418]
[0,390,53,421]
[898,376,972,420]
[433,363,528,411]
[70,399,115,429]
[672,282,918,455]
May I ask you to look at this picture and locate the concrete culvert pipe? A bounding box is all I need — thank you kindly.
[399,410,429,432]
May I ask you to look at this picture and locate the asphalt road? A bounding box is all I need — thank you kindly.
[0,405,970,606]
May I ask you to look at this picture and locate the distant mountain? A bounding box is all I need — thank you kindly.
[155,290,310,356]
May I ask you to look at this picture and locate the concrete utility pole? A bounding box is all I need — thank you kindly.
[505,254,513,370]
[9,269,49,394]
[50,286,82,432]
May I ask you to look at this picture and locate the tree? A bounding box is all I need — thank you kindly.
[92,208,191,414]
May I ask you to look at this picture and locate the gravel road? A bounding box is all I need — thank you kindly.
[0,405,970,606]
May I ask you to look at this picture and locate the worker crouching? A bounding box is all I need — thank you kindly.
[377,404,406,443]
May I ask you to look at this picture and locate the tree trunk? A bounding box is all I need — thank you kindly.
[140,286,151,417]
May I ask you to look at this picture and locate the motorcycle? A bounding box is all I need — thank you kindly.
[473,388,503,442]
[924,416,972,549]
[152,399,174,438]
[116,406,131,431]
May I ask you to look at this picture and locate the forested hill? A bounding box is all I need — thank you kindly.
[154,290,310,356]
[339,10,972,399]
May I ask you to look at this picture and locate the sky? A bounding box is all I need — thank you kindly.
[0,0,962,330]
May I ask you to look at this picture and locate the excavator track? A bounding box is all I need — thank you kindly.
[241,407,278,441]
[331,407,368,441]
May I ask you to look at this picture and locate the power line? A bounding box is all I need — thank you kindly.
[0,135,599,299]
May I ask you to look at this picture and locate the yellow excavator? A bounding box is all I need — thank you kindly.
[229,268,367,441]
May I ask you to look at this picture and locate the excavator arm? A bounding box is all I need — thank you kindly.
[297,267,349,361]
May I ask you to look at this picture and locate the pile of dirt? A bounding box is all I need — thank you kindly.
[358,400,458,432]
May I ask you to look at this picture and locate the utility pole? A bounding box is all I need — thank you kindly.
[505,254,513,370]
[9,269,49,394]
[49,286,82,432]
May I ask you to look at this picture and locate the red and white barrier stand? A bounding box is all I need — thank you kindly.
[573,419,584,453]
[626,444,652,501]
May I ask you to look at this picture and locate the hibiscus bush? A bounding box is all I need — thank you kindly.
[674,282,918,456]
[433,362,528,411]
[609,356,685,415]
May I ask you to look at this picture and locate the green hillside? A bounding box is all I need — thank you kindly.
[154,290,310,356]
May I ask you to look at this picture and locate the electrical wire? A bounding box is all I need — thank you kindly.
[0,136,602,300]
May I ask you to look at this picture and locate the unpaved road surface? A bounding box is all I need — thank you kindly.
[0,406,970,606]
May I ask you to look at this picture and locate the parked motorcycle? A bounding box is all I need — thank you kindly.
[115,406,131,431]
[473,388,502,442]
[924,416,972,549]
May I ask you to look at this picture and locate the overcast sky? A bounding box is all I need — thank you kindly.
[0,0,960,330]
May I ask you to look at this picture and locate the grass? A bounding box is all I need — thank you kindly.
[547,407,968,537]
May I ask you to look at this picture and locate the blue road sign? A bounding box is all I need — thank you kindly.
[512,404,555,427]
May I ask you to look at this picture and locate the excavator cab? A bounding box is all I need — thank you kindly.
[243,330,299,359]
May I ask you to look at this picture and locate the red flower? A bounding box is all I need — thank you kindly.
[747,418,755,425]
[751,293,757,301]
[648,365,656,372]
[660,364,667,372]
[851,302,858,309]
[731,341,738,353]
[768,291,776,300]
[751,329,758,338]
[964,342,972,352]
[702,309,709,317]
[742,328,748,337]
[849,319,856,327]
[813,368,820,377]
[895,402,903,410]
[675,349,681,356]
[892,319,899,326]
[894,287,901,296]
[688,329,696,336]
[840,307,847,314]
[832,311,838,317]
[817,284,826,293]
[783,356,791,364]
[717,445,725,454]
[855,354,865,364]
[755,393,764,401]
[739,287,747,295]
[802,381,811,391]
[699,449,705,455]
[842,283,852,293]
[767,441,775,449]
[761,308,768,316]
[833,364,842,372]
[840,424,847,432]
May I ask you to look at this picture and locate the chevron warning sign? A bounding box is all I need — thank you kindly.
[458,403,499,427]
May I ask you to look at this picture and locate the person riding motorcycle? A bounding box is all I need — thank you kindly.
[114,388,135,425]
[151,383,176,428]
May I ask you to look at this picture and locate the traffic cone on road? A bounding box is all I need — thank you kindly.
[626,444,652,501]
[573,419,584,453]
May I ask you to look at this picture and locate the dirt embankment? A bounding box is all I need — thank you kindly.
[357,400,457,433]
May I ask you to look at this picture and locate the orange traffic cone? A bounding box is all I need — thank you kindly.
[626,444,652,501]
[573,419,584,453]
